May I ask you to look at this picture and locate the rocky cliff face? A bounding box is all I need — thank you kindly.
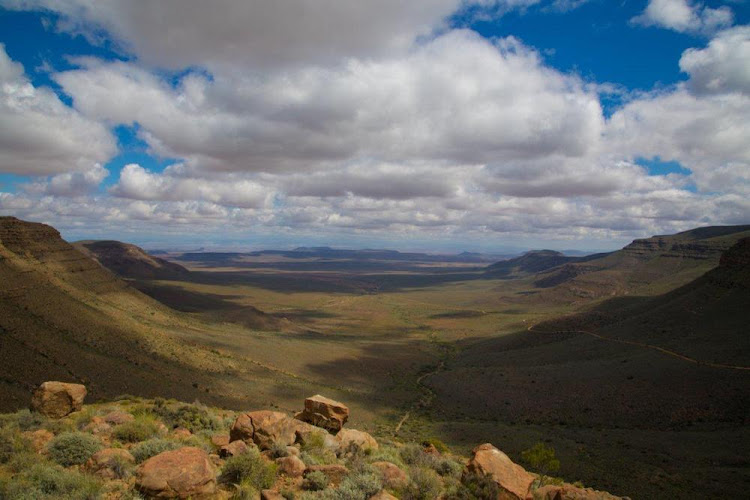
[74,240,189,280]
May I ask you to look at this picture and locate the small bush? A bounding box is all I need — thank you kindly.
[0,427,28,464]
[401,467,442,500]
[13,409,46,431]
[521,442,560,476]
[433,456,464,478]
[220,448,277,490]
[302,470,329,491]
[131,438,182,463]
[400,443,433,467]
[112,416,161,443]
[47,431,102,466]
[0,462,101,499]
[317,470,382,500]
[268,441,290,459]
[423,438,450,454]
[443,472,500,500]
[154,401,221,433]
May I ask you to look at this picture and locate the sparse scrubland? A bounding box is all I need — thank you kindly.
[1,217,749,498]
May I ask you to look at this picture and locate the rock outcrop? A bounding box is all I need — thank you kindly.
[230,410,314,450]
[465,443,537,500]
[295,394,349,432]
[30,381,86,418]
[136,447,217,499]
[335,428,379,456]
[86,448,135,479]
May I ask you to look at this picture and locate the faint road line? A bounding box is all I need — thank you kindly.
[527,324,750,371]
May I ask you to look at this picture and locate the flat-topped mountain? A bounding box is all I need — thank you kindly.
[484,249,602,279]
[532,224,750,298]
[73,240,189,280]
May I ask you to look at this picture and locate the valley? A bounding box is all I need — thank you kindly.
[1,217,749,498]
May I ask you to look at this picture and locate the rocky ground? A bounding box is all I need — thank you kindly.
[0,382,625,499]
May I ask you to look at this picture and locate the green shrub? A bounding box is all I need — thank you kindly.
[47,431,102,466]
[521,442,560,476]
[220,448,277,490]
[432,456,464,478]
[401,467,442,500]
[131,438,182,463]
[0,427,28,464]
[154,401,221,433]
[13,409,46,431]
[0,462,101,499]
[302,470,329,491]
[316,470,382,500]
[112,416,161,443]
[423,438,450,454]
[268,441,290,459]
[443,472,500,500]
[400,443,433,467]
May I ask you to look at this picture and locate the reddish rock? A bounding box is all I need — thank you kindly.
[172,427,192,439]
[276,455,306,477]
[23,428,54,453]
[533,484,625,500]
[423,443,440,456]
[372,461,408,489]
[103,410,135,425]
[86,448,135,479]
[30,381,86,418]
[261,490,285,500]
[219,440,252,458]
[295,394,349,432]
[369,492,399,500]
[83,416,112,435]
[304,464,349,486]
[335,428,379,456]
[230,410,314,450]
[136,447,217,499]
[465,443,536,500]
[211,434,230,448]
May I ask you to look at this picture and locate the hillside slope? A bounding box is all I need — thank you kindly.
[484,250,598,279]
[73,240,189,280]
[0,217,234,412]
[533,224,750,300]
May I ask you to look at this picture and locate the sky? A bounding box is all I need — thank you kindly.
[0,0,748,252]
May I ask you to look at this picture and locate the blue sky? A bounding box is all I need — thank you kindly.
[0,1,748,252]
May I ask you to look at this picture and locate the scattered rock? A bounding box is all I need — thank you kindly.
[136,447,217,499]
[304,464,350,486]
[230,410,314,450]
[30,381,86,418]
[295,394,349,433]
[83,416,112,435]
[372,461,408,489]
[172,427,192,439]
[276,455,306,477]
[211,434,230,448]
[86,448,135,479]
[103,410,134,425]
[335,428,379,456]
[465,443,536,500]
[261,490,285,500]
[369,492,399,500]
[23,428,54,453]
[219,440,252,458]
[533,484,625,500]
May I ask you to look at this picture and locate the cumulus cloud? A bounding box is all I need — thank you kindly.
[24,163,109,196]
[55,31,602,175]
[680,26,750,95]
[0,44,116,175]
[631,0,734,35]
[110,164,273,209]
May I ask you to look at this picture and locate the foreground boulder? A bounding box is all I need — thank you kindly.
[136,447,217,498]
[295,394,349,432]
[465,443,536,500]
[30,381,86,418]
[230,410,314,450]
[372,461,408,489]
[335,428,379,456]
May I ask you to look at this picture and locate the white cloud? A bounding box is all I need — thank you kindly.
[24,163,109,196]
[632,0,734,35]
[680,26,750,95]
[55,31,603,176]
[0,44,116,175]
[109,164,273,209]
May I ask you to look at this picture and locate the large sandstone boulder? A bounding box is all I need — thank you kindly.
[465,443,536,500]
[136,447,217,499]
[295,395,349,432]
[30,381,86,418]
[276,455,306,477]
[335,428,379,456]
[230,410,314,450]
[86,448,135,479]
